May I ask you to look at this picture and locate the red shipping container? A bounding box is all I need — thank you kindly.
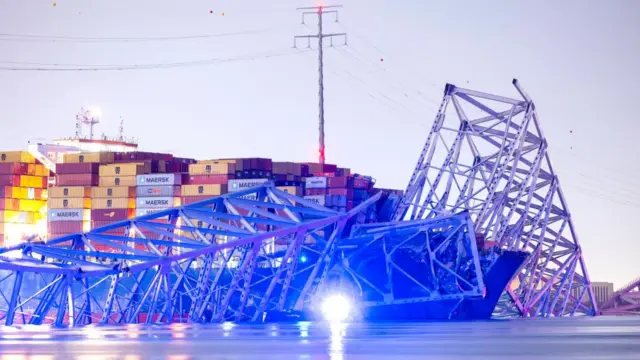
[0,175,20,186]
[328,188,354,198]
[328,176,349,188]
[0,163,28,175]
[305,188,327,196]
[48,233,75,240]
[91,208,133,221]
[323,164,338,173]
[56,163,100,175]
[189,174,233,185]
[48,221,84,234]
[56,174,99,186]
[181,195,212,205]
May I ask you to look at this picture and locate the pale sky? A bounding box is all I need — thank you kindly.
[1,0,639,287]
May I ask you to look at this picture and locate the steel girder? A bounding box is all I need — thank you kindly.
[393,79,597,317]
[599,277,640,316]
[325,211,487,318]
[0,183,380,326]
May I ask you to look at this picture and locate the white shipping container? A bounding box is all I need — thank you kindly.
[136,173,182,186]
[48,208,89,222]
[136,185,180,197]
[137,197,179,209]
[305,176,327,189]
[228,178,269,192]
[304,195,327,206]
[135,208,167,217]
[238,193,258,201]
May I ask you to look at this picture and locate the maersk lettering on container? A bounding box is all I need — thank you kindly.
[305,176,327,189]
[135,208,166,217]
[137,197,179,209]
[228,178,269,192]
[136,174,182,186]
[48,208,88,222]
[303,195,327,206]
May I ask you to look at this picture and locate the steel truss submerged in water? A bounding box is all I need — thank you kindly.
[0,186,382,326]
[394,79,597,317]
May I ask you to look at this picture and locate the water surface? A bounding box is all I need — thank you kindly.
[0,317,638,359]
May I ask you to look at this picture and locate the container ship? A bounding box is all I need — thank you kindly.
[0,108,527,322]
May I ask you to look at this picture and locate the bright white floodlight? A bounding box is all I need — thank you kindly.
[321,294,351,322]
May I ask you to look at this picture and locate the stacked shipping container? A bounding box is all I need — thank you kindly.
[0,151,48,246]
[49,154,106,237]
[7,149,393,244]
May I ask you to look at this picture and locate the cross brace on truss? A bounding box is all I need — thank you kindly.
[394,79,598,317]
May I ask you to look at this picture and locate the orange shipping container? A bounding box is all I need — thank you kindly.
[91,198,136,209]
[99,176,137,187]
[27,164,48,177]
[99,163,149,177]
[63,152,114,164]
[19,175,46,189]
[91,186,137,198]
[181,184,227,196]
[48,198,91,209]
[189,162,235,175]
[276,186,303,197]
[0,199,20,211]
[49,187,92,199]
[0,151,36,164]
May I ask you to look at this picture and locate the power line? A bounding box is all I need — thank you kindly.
[0,48,310,71]
[0,28,271,43]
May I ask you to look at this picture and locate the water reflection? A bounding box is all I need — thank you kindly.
[329,322,348,360]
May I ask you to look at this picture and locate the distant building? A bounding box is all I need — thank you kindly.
[572,282,614,304]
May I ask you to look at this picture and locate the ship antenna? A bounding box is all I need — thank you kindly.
[119,117,124,141]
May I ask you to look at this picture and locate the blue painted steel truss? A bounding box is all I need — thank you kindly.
[324,211,487,320]
[0,184,381,326]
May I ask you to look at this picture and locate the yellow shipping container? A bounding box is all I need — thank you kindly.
[19,175,45,189]
[276,186,303,197]
[48,198,91,209]
[99,176,137,187]
[197,159,237,165]
[91,186,135,198]
[189,162,235,175]
[0,211,36,224]
[48,187,92,199]
[41,189,48,200]
[99,163,149,177]
[18,199,46,212]
[182,184,227,196]
[63,152,115,164]
[91,198,136,209]
[0,151,36,164]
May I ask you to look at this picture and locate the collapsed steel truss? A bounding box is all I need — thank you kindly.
[0,184,381,326]
[600,277,640,316]
[394,79,597,317]
[327,211,487,319]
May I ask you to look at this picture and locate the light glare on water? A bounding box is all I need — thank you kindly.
[0,317,638,359]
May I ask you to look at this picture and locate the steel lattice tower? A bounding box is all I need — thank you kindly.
[394,79,597,317]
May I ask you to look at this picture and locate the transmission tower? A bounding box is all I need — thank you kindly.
[294,4,346,165]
